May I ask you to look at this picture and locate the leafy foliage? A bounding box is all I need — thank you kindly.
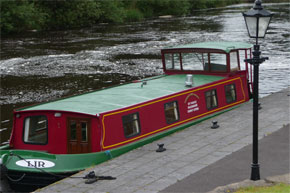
[37,0,102,29]
[0,0,47,34]
[98,0,126,23]
[1,0,245,35]
[125,9,144,22]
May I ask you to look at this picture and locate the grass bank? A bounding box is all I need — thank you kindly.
[235,183,290,193]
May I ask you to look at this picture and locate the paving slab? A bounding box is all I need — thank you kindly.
[35,87,289,193]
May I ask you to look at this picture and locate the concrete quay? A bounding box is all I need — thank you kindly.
[36,88,289,193]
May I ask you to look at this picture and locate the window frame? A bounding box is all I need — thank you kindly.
[205,89,218,110]
[164,53,182,70]
[164,101,180,124]
[69,120,77,141]
[23,115,48,145]
[80,121,88,142]
[230,51,239,71]
[225,84,237,104]
[122,112,141,138]
[206,53,227,72]
[181,52,205,71]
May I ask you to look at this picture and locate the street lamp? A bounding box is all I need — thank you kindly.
[242,0,273,181]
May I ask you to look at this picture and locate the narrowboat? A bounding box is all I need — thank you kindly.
[0,41,253,189]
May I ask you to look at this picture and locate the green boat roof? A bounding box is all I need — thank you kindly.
[163,41,252,53]
[17,74,224,115]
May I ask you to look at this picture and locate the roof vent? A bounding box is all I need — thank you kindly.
[185,74,193,87]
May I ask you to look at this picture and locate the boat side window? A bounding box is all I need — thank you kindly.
[70,120,77,140]
[164,101,179,124]
[205,89,218,110]
[122,113,141,138]
[238,50,246,70]
[225,84,237,103]
[23,115,48,144]
[81,122,88,142]
[164,53,181,70]
[230,51,239,71]
[182,53,204,71]
[205,54,227,72]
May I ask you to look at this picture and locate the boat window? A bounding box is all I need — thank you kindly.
[225,84,237,103]
[182,53,204,70]
[239,49,251,71]
[205,54,227,72]
[164,101,179,124]
[81,122,88,142]
[205,89,218,110]
[164,53,181,70]
[70,120,77,140]
[23,115,48,144]
[122,113,141,138]
[238,50,246,70]
[230,52,239,71]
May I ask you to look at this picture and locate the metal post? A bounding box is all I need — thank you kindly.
[245,44,268,181]
[242,0,273,182]
[250,44,260,181]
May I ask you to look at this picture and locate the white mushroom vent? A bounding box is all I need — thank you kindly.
[185,74,193,87]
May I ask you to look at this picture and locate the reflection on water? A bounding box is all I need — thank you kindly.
[0,3,289,146]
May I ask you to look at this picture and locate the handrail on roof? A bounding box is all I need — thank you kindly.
[162,41,252,53]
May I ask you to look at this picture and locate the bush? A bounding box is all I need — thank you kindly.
[98,0,126,23]
[135,0,155,18]
[37,0,102,29]
[125,9,144,22]
[0,0,47,34]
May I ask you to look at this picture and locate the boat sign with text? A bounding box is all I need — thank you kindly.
[16,159,55,168]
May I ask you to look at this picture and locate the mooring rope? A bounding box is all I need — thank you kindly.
[5,173,26,182]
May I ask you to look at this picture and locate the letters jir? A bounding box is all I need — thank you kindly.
[27,160,46,168]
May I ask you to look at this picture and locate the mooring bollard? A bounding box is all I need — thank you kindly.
[211,120,219,129]
[156,143,166,152]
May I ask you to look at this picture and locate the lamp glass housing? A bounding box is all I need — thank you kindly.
[244,15,271,38]
[242,0,273,39]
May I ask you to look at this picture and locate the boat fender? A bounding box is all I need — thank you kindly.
[0,163,8,180]
[0,154,8,180]
[0,153,26,182]
[105,150,113,159]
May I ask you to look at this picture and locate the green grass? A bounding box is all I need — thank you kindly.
[234,183,290,193]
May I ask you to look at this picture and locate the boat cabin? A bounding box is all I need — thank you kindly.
[162,41,252,77]
[8,42,253,156]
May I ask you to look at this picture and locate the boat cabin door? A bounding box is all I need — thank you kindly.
[67,118,91,154]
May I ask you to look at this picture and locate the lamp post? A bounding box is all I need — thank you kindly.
[242,0,273,181]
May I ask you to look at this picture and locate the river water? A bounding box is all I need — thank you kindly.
[0,3,289,145]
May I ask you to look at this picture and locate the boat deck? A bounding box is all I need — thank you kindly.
[18,74,224,115]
